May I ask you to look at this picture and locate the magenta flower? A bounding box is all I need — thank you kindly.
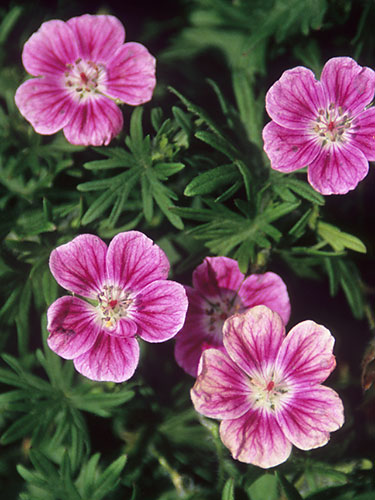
[15,14,156,146]
[174,256,290,377]
[263,57,375,195]
[46,231,188,382]
[191,305,344,468]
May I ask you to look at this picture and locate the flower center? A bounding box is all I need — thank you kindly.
[249,373,290,412]
[203,293,244,345]
[313,103,353,146]
[64,58,106,100]
[97,284,133,330]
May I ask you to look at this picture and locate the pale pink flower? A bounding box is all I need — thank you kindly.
[174,256,290,377]
[263,57,375,195]
[191,305,344,468]
[47,231,188,382]
[15,14,156,146]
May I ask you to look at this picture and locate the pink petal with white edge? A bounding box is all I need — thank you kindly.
[192,256,244,298]
[320,57,375,116]
[105,42,156,105]
[22,20,79,76]
[277,385,344,450]
[49,234,107,298]
[265,66,326,130]
[220,409,292,468]
[135,280,188,343]
[191,349,252,420]
[63,96,123,146]
[47,296,100,359]
[223,306,285,379]
[73,333,139,383]
[263,121,321,173]
[275,320,336,385]
[15,78,75,135]
[106,231,170,292]
[349,107,375,161]
[239,272,291,325]
[308,142,369,195]
[67,15,125,64]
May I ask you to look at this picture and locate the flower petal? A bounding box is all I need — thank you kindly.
[15,78,76,135]
[265,66,326,130]
[73,333,139,382]
[239,272,291,325]
[49,234,107,298]
[277,386,344,450]
[223,306,285,378]
[105,42,156,105]
[62,96,123,146]
[134,280,188,343]
[106,231,170,292]
[263,121,321,173]
[22,20,79,76]
[67,15,125,63]
[47,296,100,359]
[308,142,369,195]
[220,409,292,468]
[191,349,252,419]
[192,256,244,298]
[320,57,375,116]
[275,320,336,385]
[350,107,375,161]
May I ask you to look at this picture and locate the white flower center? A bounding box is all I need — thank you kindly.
[249,372,290,413]
[96,284,133,330]
[313,103,353,146]
[203,293,244,346]
[64,58,107,100]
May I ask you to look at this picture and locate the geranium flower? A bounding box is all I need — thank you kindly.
[47,231,188,382]
[262,57,375,195]
[174,256,290,377]
[191,305,344,468]
[15,14,156,146]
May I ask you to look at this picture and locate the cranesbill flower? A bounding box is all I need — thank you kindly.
[263,57,375,195]
[47,231,188,382]
[191,305,344,468]
[174,256,290,377]
[15,14,156,146]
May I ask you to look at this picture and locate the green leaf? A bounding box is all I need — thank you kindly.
[184,164,238,196]
[92,455,127,500]
[338,259,364,319]
[248,474,279,500]
[222,478,235,500]
[234,160,252,200]
[317,222,367,253]
[276,471,303,500]
[195,130,239,160]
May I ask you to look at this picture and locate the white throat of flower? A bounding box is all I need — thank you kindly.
[64,58,107,101]
[96,284,133,330]
[248,370,291,413]
[203,294,243,345]
[313,103,353,147]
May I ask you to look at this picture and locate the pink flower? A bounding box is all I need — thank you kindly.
[174,256,290,377]
[15,14,156,146]
[46,231,188,382]
[191,305,344,468]
[262,57,375,195]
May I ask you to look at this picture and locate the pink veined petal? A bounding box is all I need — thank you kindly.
[73,333,139,383]
[277,385,344,450]
[220,409,292,468]
[190,349,252,420]
[349,107,375,161]
[47,296,100,359]
[49,234,107,298]
[15,78,76,135]
[275,320,336,385]
[238,272,291,325]
[320,57,375,116]
[106,231,170,292]
[308,142,369,195]
[62,96,123,146]
[105,42,156,105]
[223,306,285,379]
[134,280,188,343]
[192,256,244,298]
[174,287,213,377]
[262,121,322,173]
[22,20,79,76]
[67,15,125,63]
[265,66,327,130]
[107,316,138,338]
